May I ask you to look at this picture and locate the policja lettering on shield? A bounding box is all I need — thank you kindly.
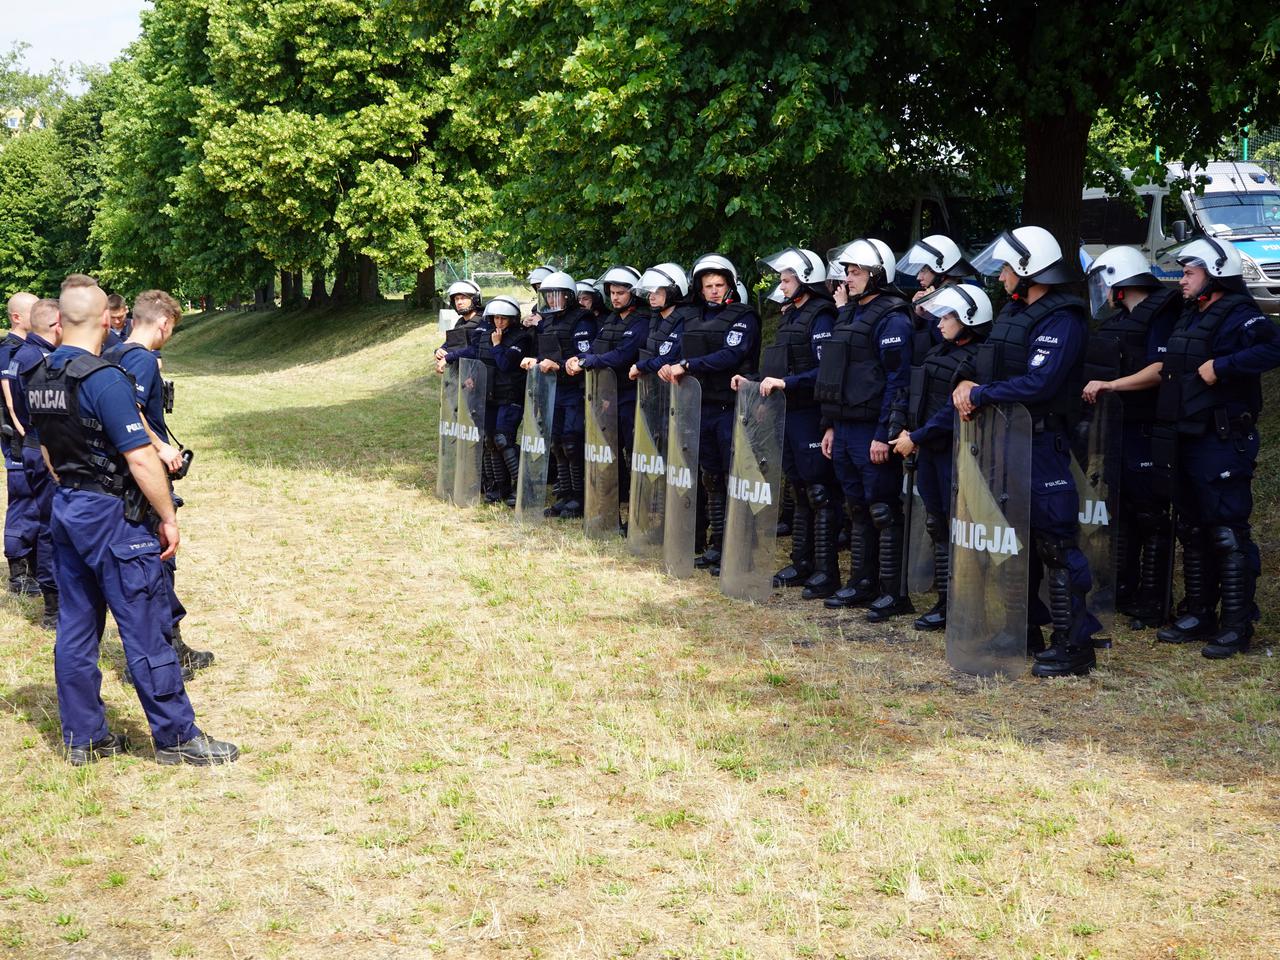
[631,451,664,476]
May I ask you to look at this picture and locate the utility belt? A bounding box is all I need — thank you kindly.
[1171,409,1255,440]
[1029,414,1071,436]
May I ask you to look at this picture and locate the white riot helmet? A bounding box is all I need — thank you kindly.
[829,238,897,287]
[538,270,576,314]
[526,265,554,286]
[445,279,482,313]
[826,260,845,283]
[576,278,598,296]
[636,262,690,308]
[971,226,1076,285]
[483,295,521,320]
[759,247,826,302]
[690,253,739,303]
[1085,246,1163,315]
[599,265,642,308]
[1176,236,1248,296]
[576,278,605,313]
[896,235,976,280]
[735,281,749,304]
[917,285,993,336]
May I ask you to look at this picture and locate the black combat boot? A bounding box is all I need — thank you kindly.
[1157,524,1217,643]
[544,443,572,517]
[7,556,39,596]
[1202,527,1254,659]
[481,444,502,503]
[773,486,812,587]
[801,501,841,600]
[39,588,58,630]
[1032,562,1096,677]
[67,732,130,766]
[155,733,239,766]
[501,444,521,508]
[700,476,726,575]
[172,625,214,671]
[1128,517,1172,628]
[825,506,878,608]
[913,528,948,631]
[865,516,914,623]
[559,440,585,518]
[1112,517,1138,617]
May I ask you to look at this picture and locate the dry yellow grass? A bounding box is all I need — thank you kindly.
[0,304,1276,959]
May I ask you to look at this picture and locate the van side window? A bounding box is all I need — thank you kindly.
[1081,196,1152,246]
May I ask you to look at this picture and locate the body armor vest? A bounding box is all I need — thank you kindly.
[1083,287,1178,423]
[590,308,649,370]
[681,302,758,405]
[640,305,693,363]
[761,296,836,409]
[908,339,980,446]
[17,335,55,448]
[1156,292,1260,433]
[972,291,1087,422]
[478,328,531,404]
[26,354,135,497]
[816,294,909,423]
[537,306,594,388]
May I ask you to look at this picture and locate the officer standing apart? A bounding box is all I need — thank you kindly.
[1081,247,1180,628]
[750,248,841,600]
[2,292,41,595]
[953,226,1101,677]
[657,255,761,572]
[103,290,215,675]
[28,281,236,765]
[1149,237,1280,658]
[434,280,485,373]
[818,239,915,621]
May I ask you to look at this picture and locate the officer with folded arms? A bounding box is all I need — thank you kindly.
[28,281,237,766]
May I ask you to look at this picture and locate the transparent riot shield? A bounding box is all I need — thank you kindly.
[584,368,620,538]
[720,386,786,601]
[515,369,557,523]
[1071,393,1121,634]
[662,377,702,579]
[627,375,669,557]
[946,404,1032,678]
[452,358,488,505]
[435,363,461,502]
[905,463,934,594]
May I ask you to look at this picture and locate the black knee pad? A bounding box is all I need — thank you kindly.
[701,471,725,495]
[847,501,868,525]
[924,512,946,543]
[493,433,512,452]
[1175,519,1204,548]
[869,501,898,530]
[808,483,832,508]
[1211,525,1243,555]
[1033,533,1074,569]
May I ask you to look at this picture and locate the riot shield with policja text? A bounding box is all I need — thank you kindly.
[1071,392,1121,634]
[946,403,1032,678]
[584,368,621,538]
[514,369,557,523]
[628,375,669,557]
[662,377,702,579]
[720,385,786,602]
[436,363,460,503]
[452,358,488,506]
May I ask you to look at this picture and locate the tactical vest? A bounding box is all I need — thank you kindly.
[639,305,693,363]
[537,306,594,388]
[908,339,980,445]
[1083,287,1178,423]
[590,308,649,369]
[972,291,1087,422]
[761,296,837,401]
[0,334,20,437]
[1156,292,1260,433]
[816,294,910,423]
[478,328,531,404]
[26,354,135,497]
[681,302,758,405]
[17,336,55,448]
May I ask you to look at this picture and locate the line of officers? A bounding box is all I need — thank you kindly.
[435,227,1280,678]
[3,280,236,766]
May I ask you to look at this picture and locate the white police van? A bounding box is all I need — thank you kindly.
[1080,161,1280,313]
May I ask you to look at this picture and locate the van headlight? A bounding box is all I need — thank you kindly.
[1241,255,1263,282]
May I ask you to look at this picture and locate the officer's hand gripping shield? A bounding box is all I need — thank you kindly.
[662,377,703,578]
[514,368,557,523]
[452,358,489,505]
[435,362,461,503]
[627,375,669,557]
[1071,392,1122,633]
[946,403,1032,678]
[720,385,786,602]
[584,368,621,538]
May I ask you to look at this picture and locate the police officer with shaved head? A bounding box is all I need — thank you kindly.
[2,292,41,595]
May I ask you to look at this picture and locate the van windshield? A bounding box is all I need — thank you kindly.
[1191,192,1280,236]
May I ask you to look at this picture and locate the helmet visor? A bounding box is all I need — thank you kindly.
[970,231,1030,278]
[896,240,949,277]
[1086,267,1113,316]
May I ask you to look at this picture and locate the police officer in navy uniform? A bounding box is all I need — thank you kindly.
[567,266,650,511]
[520,271,597,518]
[817,239,915,620]
[2,292,41,595]
[657,255,761,572]
[476,295,533,507]
[576,279,609,320]
[105,294,130,350]
[890,285,994,631]
[28,281,237,765]
[433,280,485,372]
[750,248,841,599]
[7,296,63,628]
[1081,246,1181,627]
[953,226,1101,677]
[631,263,693,381]
[1150,237,1280,658]
[102,289,214,677]
[897,235,979,359]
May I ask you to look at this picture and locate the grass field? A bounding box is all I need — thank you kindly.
[0,302,1277,959]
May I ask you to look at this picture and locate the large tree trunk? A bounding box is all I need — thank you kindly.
[309,268,329,307]
[357,254,380,303]
[280,269,294,306]
[1020,105,1093,272]
[411,240,436,308]
[331,244,354,305]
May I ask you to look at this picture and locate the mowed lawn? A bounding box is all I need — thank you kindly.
[0,303,1277,960]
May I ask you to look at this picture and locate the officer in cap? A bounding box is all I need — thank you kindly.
[1151,237,1280,658]
[520,270,597,517]
[953,225,1100,676]
[631,263,694,381]
[2,292,40,595]
[102,289,214,677]
[890,285,994,630]
[27,281,237,765]
[568,266,650,506]
[817,239,915,620]
[434,280,485,372]
[477,295,534,506]
[749,247,841,599]
[1081,246,1181,627]
[656,254,761,571]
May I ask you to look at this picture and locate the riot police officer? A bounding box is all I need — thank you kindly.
[524,265,556,328]
[657,255,761,571]
[889,285,994,630]
[520,271,597,517]
[817,239,914,620]
[2,292,40,595]
[568,266,650,511]
[1151,237,1280,658]
[434,280,484,372]
[897,235,979,359]
[1081,246,1180,627]
[953,226,1100,677]
[28,282,236,765]
[631,263,693,379]
[576,279,608,319]
[476,295,533,506]
[751,248,841,599]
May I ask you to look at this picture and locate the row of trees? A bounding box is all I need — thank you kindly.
[2,1,1279,305]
